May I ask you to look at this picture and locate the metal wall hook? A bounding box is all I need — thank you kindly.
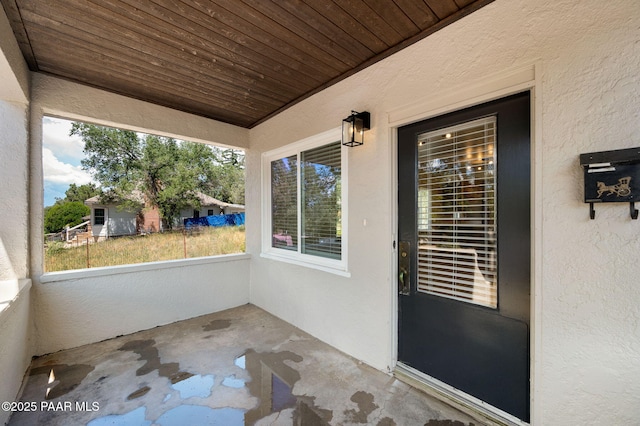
[589,201,638,219]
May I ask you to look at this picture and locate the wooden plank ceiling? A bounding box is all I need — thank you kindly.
[2,0,494,128]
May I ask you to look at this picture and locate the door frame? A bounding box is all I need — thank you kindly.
[388,64,542,425]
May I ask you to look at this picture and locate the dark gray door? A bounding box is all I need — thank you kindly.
[397,92,531,422]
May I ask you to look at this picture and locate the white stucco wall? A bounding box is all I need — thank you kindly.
[0,10,29,283]
[36,255,250,354]
[0,100,29,283]
[247,0,640,424]
[0,101,32,426]
[0,6,32,425]
[0,280,32,426]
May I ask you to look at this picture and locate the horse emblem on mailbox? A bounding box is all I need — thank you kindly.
[596,176,632,198]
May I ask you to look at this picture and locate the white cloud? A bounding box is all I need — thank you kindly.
[42,117,85,161]
[42,148,93,185]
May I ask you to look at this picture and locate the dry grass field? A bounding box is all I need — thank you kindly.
[45,226,245,272]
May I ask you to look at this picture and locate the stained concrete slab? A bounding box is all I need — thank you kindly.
[8,304,479,425]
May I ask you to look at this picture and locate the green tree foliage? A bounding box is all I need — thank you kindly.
[54,183,100,205]
[301,151,341,244]
[70,123,245,228]
[44,201,90,234]
[209,148,245,204]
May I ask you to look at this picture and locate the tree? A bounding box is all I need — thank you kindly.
[54,183,100,205]
[44,202,90,234]
[302,159,340,240]
[70,123,245,229]
[208,148,245,204]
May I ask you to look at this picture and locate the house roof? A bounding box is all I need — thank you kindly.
[84,190,145,206]
[0,0,494,128]
[196,193,245,210]
[84,191,244,210]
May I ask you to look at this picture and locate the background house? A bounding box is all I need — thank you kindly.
[84,192,245,239]
[179,193,246,225]
[84,195,139,240]
[1,1,639,425]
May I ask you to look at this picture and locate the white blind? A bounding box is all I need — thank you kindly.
[301,141,342,259]
[417,117,497,308]
[271,155,298,251]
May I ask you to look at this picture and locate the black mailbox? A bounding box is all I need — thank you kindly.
[580,147,640,220]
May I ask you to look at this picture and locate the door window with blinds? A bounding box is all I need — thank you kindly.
[264,131,346,272]
[417,117,497,308]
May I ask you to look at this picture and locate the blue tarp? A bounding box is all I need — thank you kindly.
[184,213,245,229]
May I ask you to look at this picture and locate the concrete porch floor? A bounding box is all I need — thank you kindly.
[9,304,478,425]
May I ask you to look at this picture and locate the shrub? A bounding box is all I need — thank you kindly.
[44,202,90,234]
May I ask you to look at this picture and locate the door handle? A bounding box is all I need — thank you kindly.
[398,241,410,295]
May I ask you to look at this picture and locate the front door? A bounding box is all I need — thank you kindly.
[397,92,531,422]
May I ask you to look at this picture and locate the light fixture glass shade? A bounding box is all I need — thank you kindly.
[342,111,370,147]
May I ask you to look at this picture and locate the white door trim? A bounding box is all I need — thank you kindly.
[388,61,542,424]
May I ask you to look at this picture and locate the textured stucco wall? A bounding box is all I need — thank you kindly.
[536,6,640,424]
[0,6,32,425]
[0,281,32,426]
[35,256,250,354]
[0,103,31,421]
[247,0,640,424]
[0,101,29,282]
[0,7,30,282]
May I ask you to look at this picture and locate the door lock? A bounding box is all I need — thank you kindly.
[398,241,410,295]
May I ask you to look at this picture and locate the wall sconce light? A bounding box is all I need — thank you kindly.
[342,111,370,147]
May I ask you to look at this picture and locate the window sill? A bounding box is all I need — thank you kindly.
[40,253,251,283]
[260,252,351,278]
[0,279,32,321]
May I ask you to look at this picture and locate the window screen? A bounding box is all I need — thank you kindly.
[417,117,497,308]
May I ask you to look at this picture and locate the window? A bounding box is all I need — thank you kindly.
[271,154,298,252]
[207,210,214,216]
[94,208,105,225]
[417,117,497,308]
[263,128,348,275]
[42,116,245,273]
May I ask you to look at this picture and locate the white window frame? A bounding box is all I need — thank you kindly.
[261,127,349,277]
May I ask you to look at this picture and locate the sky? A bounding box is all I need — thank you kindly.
[42,117,94,207]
